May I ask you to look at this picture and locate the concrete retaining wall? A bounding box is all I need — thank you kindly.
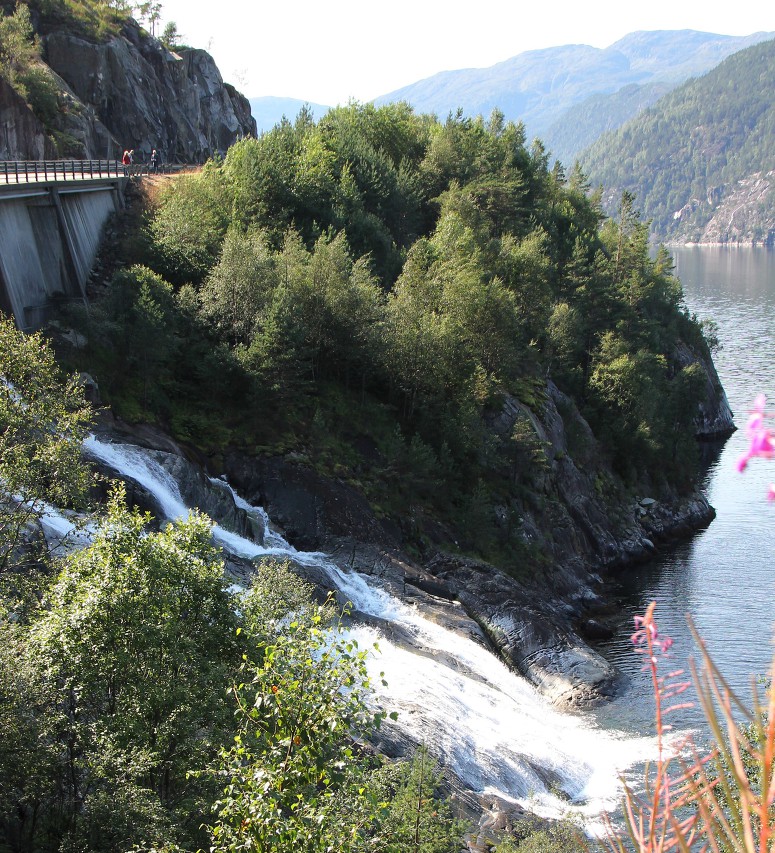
[0,179,123,330]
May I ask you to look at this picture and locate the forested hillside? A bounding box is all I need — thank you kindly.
[54,101,721,570]
[542,81,672,168]
[580,38,775,243]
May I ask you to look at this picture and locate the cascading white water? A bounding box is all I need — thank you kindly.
[82,435,657,825]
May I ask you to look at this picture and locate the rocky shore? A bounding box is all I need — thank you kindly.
[88,352,733,713]
[81,359,733,849]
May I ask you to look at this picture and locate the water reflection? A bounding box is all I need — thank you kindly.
[592,246,775,736]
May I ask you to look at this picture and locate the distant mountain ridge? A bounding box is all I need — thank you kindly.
[579,37,775,245]
[371,30,773,162]
[248,30,774,172]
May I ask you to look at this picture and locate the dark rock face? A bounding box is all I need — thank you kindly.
[220,453,401,554]
[0,76,57,159]
[673,341,735,438]
[91,366,727,710]
[6,17,256,161]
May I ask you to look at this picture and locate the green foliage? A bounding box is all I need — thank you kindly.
[493,818,584,852]
[588,338,667,478]
[0,4,38,88]
[19,62,61,124]
[26,488,239,850]
[0,316,92,581]
[133,0,160,36]
[239,558,335,646]
[198,228,278,346]
[159,19,179,48]
[0,487,240,852]
[8,0,129,42]
[148,165,231,285]
[368,747,467,852]
[207,584,388,852]
[0,3,72,143]
[0,621,60,853]
[63,263,252,445]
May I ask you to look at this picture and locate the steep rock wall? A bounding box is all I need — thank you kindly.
[43,21,255,162]
[0,76,57,159]
[611,170,775,246]
[1,16,256,161]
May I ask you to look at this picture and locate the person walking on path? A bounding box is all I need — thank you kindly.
[150,149,160,173]
[121,149,131,175]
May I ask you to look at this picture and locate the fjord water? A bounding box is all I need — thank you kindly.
[593,246,775,734]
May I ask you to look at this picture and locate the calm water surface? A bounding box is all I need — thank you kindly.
[593,246,775,735]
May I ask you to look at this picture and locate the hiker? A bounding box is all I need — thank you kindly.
[150,148,160,172]
[121,149,131,175]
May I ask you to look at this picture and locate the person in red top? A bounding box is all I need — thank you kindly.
[121,149,131,175]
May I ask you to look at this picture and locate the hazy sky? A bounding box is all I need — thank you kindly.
[157,0,775,105]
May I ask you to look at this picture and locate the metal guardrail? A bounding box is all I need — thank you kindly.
[0,159,176,183]
[0,160,124,182]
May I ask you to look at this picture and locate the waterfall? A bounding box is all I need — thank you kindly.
[81,435,657,826]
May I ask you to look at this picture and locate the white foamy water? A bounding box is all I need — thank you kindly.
[84,435,656,824]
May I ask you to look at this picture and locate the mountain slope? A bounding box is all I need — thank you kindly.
[579,37,775,244]
[542,81,672,166]
[374,30,773,159]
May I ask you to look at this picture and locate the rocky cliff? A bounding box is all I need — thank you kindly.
[668,170,775,246]
[90,353,733,710]
[0,76,57,159]
[0,13,256,162]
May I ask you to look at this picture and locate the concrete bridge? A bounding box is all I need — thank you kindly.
[0,160,129,331]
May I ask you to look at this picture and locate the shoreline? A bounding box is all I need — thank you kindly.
[660,240,775,249]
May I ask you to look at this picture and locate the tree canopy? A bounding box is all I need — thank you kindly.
[59,100,715,573]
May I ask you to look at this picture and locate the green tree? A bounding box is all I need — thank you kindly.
[369,747,467,852]
[0,620,60,853]
[0,4,38,91]
[0,316,92,582]
[493,818,583,852]
[588,334,668,479]
[134,1,162,35]
[26,489,240,851]
[207,566,391,853]
[198,228,278,346]
[96,265,177,415]
[160,20,179,48]
[149,165,230,285]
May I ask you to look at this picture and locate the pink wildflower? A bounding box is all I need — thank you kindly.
[737,394,775,472]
